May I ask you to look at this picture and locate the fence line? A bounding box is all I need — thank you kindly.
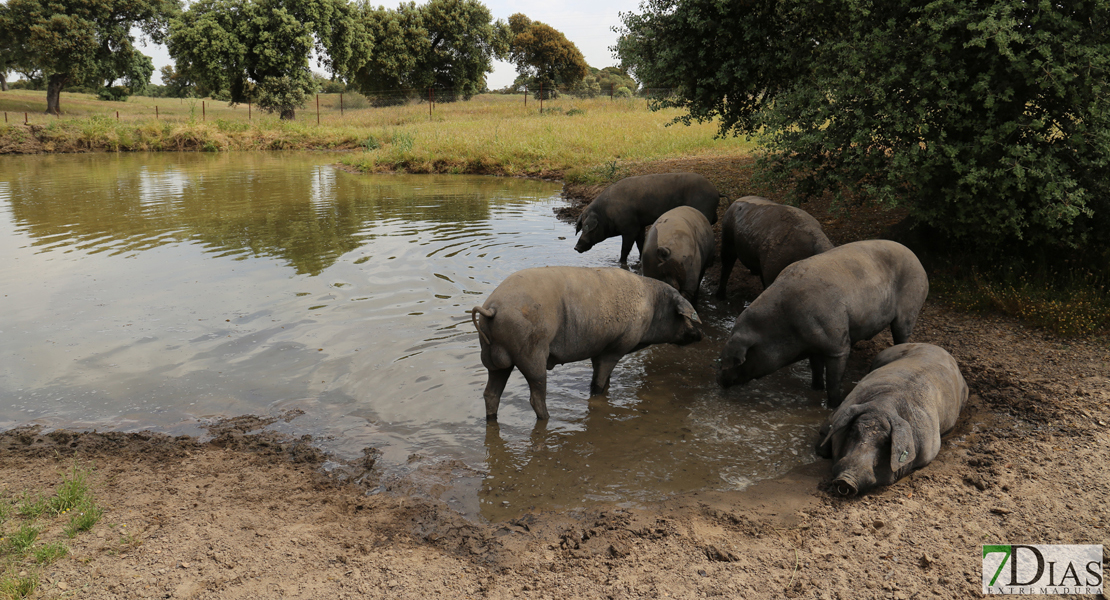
[2,86,677,126]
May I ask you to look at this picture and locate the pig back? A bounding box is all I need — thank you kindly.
[482,267,656,361]
[600,173,720,228]
[643,207,715,276]
[864,343,968,433]
[727,197,833,284]
[772,240,927,342]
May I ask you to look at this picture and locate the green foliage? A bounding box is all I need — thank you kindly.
[3,524,39,555]
[614,86,632,99]
[97,86,132,102]
[509,14,588,99]
[617,0,1110,255]
[31,542,67,565]
[168,0,370,119]
[63,500,103,538]
[0,0,180,114]
[350,0,508,103]
[0,570,37,600]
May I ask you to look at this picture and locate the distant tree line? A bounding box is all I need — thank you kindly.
[0,0,619,118]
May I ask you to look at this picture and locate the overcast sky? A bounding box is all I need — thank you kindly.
[138,0,644,88]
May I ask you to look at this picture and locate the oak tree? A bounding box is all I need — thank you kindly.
[0,0,179,114]
[617,0,1110,252]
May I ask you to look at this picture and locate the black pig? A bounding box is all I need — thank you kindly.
[471,267,703,421]
[574,173,721,263]
[815,343,968,496]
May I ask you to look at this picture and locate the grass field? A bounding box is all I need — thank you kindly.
[0,90,756,177]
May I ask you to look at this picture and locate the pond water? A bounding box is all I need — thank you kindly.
[0,152,828,521]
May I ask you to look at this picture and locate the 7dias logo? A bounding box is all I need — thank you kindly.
[982,545,1103,595]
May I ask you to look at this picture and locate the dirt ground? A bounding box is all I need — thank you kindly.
[3,156,1109,599]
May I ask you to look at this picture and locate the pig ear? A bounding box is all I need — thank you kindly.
[819,404,867,450]
[889,415,917,473]
[580,213,598,234]
[674,296,701,324]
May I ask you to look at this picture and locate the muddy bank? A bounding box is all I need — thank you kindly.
[3,154,1109,598]
[3,296,1108,599]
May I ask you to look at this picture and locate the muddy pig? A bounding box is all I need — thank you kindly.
[716,240,928,407]
[574,173,721,263]
[716,196,833,297]
[815,343,968,496]
[471,266,703,421]
[641,206,716,303]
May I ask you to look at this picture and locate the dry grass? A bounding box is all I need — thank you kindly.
[1,91,755,175]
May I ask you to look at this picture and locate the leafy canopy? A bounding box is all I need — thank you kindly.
[167,0,370,118]
[617,0,1110,252]
[508,13,588,98]
[349,0,509,103]
[0,0,180,113]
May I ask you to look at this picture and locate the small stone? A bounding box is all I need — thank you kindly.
[990,507,1011,515]
[872,520,885,529]
[18,571,27,577]
[57,582,68,590]
[180,562,190,569]
[920,553,935,568]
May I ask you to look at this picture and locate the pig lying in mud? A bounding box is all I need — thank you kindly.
[716,196,834,296]
[574,173,721,263]
[716,240,929,407]
[815,343,968,496]
[471,267,703,421]
[642,206,716,303]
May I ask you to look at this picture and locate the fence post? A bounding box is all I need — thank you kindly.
[116,110,119,121]
[611,84,614,100]
[340,93,343,116]
[539,81,543,113]
[4,112,7,123]
[202,100,206,121]
[25,112,28,124]
[524,87,527,107]
[429,87,433,117]
[156,105,159,119]
[316,94,320,125]
[248,99,251,121]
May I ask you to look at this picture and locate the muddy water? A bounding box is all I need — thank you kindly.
[0,153,828,521]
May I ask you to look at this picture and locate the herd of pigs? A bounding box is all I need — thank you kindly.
[469,173,968,497]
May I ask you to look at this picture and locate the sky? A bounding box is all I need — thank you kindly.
[137,0,644,88]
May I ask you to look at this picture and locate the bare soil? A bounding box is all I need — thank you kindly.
[3,156,1109,599]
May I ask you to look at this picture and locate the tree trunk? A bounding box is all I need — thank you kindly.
[280,107,295,120]
[46,73,68,115]
[1,73,8,92]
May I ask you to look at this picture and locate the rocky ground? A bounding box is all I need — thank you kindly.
[2,156,1108,599]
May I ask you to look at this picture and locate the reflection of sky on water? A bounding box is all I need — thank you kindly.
[1,153,828,522]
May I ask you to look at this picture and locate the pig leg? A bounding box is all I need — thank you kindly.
[635,228,646,258]
[590,355,622,395]
[717,240,736,299]
[514,356,551,420]
[809,355,825,390]
[823,352,850,408]
[483,367,513,420]
[619,234,636,263]
[890,313,918,345]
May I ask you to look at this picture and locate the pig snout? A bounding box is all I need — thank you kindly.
[573,237,591,253]
[830,460,876,497]
[675,319,703,346]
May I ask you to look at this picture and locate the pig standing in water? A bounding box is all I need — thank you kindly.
[716,196,834,297]
[716,240,929,407]
[574,173,721,263]
[816,343,968,496]
[642,206,716,303]
[471,267,703,421]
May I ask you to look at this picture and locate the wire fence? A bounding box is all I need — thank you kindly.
[1,84,679,126]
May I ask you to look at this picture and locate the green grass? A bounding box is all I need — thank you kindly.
[0,461,104,597]
[1,90,756,177]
